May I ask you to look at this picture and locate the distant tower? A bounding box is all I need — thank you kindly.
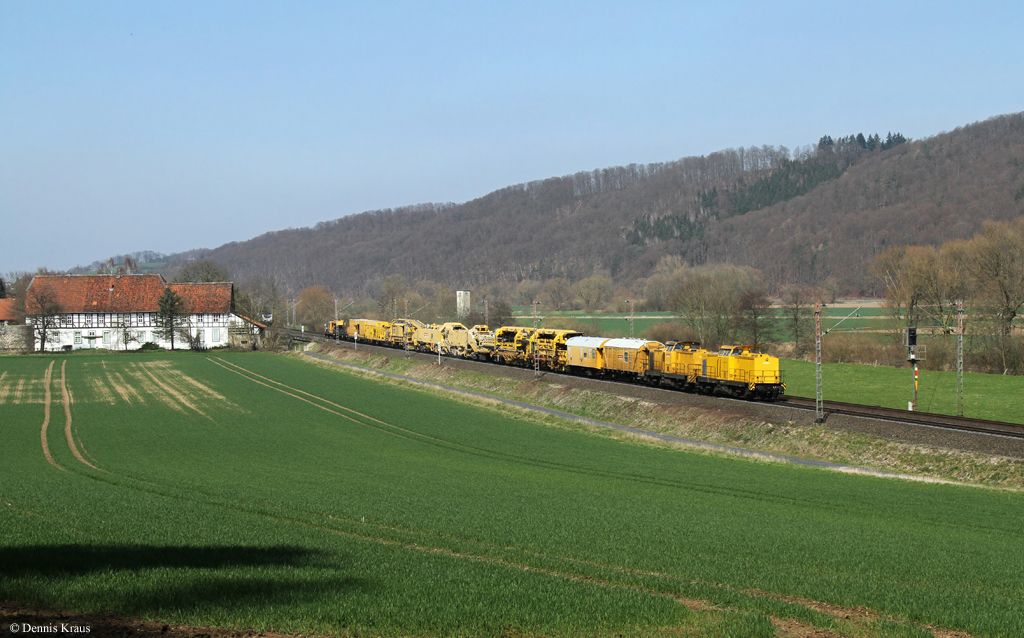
[456,290,471,319]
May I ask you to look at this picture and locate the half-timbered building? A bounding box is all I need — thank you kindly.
[24,274,264,351]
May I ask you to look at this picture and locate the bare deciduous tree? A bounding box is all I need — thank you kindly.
[572,275,613,312]
[298,285,335,332]
[957,219,1024,372]
[783,285,813,357]
[543,278,572,310]
[734,289,776,348]
[25,282,63,352]
[670,265,760,349]
[378,275,409,319]
[237,276,284,349]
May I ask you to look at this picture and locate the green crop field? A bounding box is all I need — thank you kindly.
[2,352,1023,637]
[782,358,1024,424]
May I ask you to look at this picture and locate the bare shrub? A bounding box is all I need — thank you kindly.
[966,336,1024,374]
[822,333,904,366]
[922,338,955,371]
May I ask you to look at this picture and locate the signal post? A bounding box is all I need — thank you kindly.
[905,327,925,411]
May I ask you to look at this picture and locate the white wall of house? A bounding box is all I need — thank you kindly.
[31,312,257,351]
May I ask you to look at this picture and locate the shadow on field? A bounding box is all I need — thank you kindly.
[0,544,325,576]
[0,544,370,621]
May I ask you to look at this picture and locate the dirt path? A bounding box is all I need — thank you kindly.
[38,361,63,471]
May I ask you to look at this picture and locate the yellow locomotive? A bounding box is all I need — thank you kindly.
[646,342,784,400]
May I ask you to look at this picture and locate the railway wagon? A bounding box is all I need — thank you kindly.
[492,326,535,365]
[325,318,370,340]
[469,325,495,353]
[349,319,391,344]
[438,322,475,357]
[387,318,425,348]
[600,338,664,379]
[411,324,446,353]
[529,328,583,371]
[325,319,345,340]
[565,336,609,374]
[566,337,664,380]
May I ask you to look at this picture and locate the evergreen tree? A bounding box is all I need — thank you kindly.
[0,278,6,299]
[881,132,908,150]
[155,287,188,350]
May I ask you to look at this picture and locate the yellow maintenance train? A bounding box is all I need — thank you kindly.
[326,318,784,400]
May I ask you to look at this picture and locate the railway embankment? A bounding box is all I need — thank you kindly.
[307,340,1024,487]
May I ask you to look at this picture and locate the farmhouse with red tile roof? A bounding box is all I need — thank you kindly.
[24,274,263,351]
[0,298,18,325]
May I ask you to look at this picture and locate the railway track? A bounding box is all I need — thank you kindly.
[290,329,1024,440]
[285,328,325,343]
[779,396,1024,439]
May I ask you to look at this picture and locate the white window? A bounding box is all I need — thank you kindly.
[74,331,82,345]
[103,331,111,345]
[213,328,220,342]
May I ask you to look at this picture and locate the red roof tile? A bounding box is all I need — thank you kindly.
[0,298,18,322]
[25,275,236,316]
[26,275,168,314]
[168,282,233,314]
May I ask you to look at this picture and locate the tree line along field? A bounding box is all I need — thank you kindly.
[508,304,891,339]
[2,352,1023,637]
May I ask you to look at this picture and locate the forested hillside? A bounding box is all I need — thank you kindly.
[148,112,1024,297]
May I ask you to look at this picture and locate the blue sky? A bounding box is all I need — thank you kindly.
[2,1,1022,273]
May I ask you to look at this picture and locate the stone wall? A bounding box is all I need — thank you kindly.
[0,325,29,351]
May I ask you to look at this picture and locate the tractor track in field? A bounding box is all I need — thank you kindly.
[61,360,98,471]
[135,362,211,420]
[38,361,62,471]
